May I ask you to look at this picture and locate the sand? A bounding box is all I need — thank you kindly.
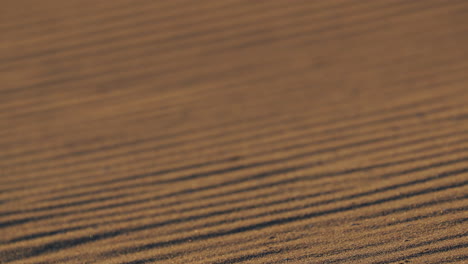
[0,1,467,263]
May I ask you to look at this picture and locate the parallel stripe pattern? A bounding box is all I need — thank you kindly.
[1,1,467,263]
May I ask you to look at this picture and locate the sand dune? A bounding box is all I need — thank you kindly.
[1,1,467,263]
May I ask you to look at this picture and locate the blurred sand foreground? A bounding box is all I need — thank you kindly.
[0,1,467,263]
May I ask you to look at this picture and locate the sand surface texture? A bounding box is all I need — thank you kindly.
[1,1,468,263]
